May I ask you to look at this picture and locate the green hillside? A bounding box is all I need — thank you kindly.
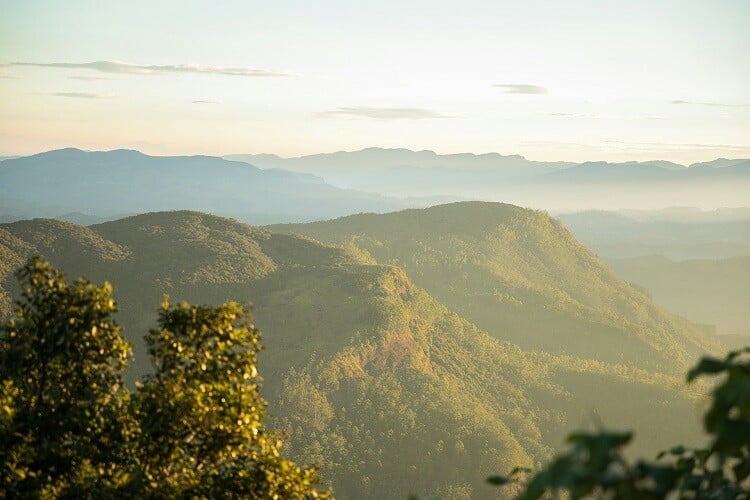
[272,201,721,374]
[0,209,710,499]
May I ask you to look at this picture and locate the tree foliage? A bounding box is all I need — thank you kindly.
[0,257,330,499]
[0,257,132,497]
[489,348,750,499]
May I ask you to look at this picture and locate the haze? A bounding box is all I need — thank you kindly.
[2,2,750,499]
[1,0,749,164]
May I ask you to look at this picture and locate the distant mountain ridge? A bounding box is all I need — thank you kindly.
[0,148,432,224]
[2,148,749,219]
[689,158,750,169]
[225,148,750,209]
[227,147,575,172]
[228,147,750,171]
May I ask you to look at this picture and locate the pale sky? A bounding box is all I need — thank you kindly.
[1,0,749,164]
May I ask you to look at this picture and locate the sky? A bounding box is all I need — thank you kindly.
[1,0,749,164]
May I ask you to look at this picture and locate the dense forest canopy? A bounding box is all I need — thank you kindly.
[0,203,731,498]
[2,258,747,499]
[273,202,721,372]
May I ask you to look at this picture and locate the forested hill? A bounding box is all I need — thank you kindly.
[272,201,722,374]
[0,208,717,498]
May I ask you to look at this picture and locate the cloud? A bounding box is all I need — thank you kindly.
[541,112,662,121]
[192,99,220,104]
[494,83,548,95]
[317,106,452,120]
[671,99,749,108]
[68,75,113,81]
[48,92,109,99]
[11,60,290,77]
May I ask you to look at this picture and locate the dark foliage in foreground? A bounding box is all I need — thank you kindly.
[488,348,750,499]
[0,257,330,499]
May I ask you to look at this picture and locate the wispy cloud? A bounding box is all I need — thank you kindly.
[671,99,749,108]
[11,60,290,77]
[68,75,113,81]
[192,99,220,104]
[48,92,109,99]
[541,112,662,121]
[317,106,453,120]
[494,83,548,95]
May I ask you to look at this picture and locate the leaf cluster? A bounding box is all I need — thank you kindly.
[0,257,330,499]
[489,348,750,499]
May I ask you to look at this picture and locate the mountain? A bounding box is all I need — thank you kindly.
[272,202,721,373]
[5,148,748,220]
[544,160,750,184]
[0,148,416,224]
[543,161,678,182]
[225,148,573,197]
[639,160,686,170]
[606,255,750,335]
[226,147,573,174]
[689,158,750,169]
[226,149,750,210]
[0,208,715,499]
[559,210,750,259]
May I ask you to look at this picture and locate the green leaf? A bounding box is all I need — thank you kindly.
[687,357,731,382]
[486,475,510,485]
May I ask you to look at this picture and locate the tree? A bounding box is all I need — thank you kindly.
[0,258,331,499]
[488,348,750,499]
[133,298,330,498]
[0,257,132,497]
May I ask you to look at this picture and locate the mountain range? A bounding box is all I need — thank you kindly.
[3,148,749,227]
[226,149,750,210]
[0,203,724,498]
[226,149,747,179]
[0,148,431,224]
